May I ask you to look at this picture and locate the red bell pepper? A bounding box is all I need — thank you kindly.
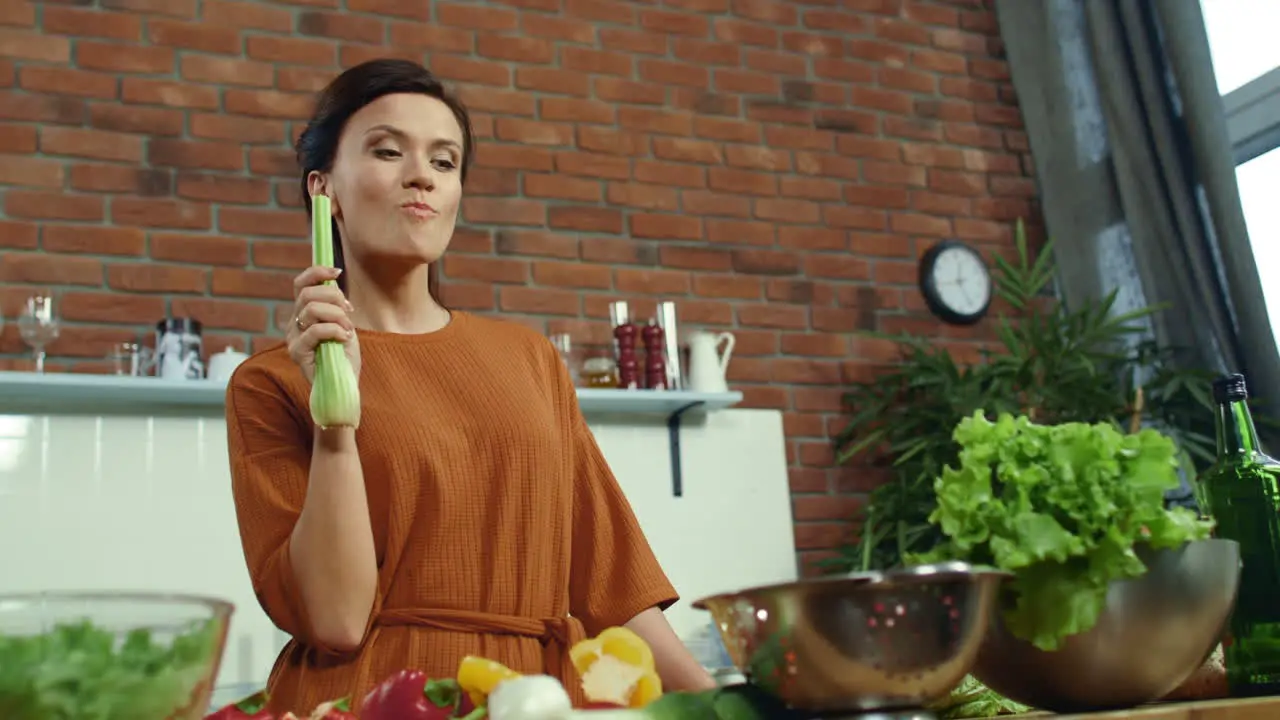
[359,670,476,720]
[454,691,477,718]
[205,690,272,720]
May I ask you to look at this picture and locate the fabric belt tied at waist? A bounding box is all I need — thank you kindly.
[375,607,587,697]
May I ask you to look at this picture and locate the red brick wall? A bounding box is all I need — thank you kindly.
[0,0,1035,572]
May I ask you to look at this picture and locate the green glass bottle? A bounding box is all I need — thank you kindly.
[1200,373,1280,695]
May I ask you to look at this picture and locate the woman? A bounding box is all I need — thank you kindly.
[225,58,715,715]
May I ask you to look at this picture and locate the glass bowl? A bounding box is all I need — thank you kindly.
[0,591,234,720]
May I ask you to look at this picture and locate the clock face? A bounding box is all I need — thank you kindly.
[919,242,992,325]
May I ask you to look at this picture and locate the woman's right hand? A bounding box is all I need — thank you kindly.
[287,265,361,384]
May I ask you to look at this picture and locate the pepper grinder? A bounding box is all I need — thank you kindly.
[609,301,639,390]
[642,322,667,390]
[615,322,639,389]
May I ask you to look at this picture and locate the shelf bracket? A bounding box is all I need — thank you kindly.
[666,401,705,498]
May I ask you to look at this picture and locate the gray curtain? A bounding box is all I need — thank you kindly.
[993,0,1280,428]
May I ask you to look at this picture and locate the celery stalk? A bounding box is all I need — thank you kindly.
[309,194,361,428]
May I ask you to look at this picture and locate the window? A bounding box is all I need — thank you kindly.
[1200,1,1280,95]
[1235,150,1280,341]
[1201,0,1280,338]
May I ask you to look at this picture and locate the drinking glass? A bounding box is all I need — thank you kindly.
[17,294,60,373]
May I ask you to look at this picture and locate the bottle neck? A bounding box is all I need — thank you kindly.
[1216,398,1261,458]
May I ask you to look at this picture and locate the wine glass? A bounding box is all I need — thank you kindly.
[18,294,60,374]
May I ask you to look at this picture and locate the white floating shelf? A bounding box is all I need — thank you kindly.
[0,371,741,498]
[0,371,228,415]
[575,388,743,417]
[576,387,743,499]
[0,371,743,420]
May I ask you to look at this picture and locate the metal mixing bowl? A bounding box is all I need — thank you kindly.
[693,562,1012,713]
[972,538,1241,713]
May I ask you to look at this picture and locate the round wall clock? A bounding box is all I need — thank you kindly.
[918,240,993,326]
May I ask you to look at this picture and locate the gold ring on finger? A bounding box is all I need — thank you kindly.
[294,315,306,331]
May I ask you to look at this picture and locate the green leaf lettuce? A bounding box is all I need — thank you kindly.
[915,411,1214,650]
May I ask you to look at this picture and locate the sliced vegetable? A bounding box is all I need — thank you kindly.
[345,668,779,720]
[307,697,357,719]
[569,627,662,708]
[566,685,779,720]
[633,691,714,720]
[308,193,361,429]
[487,675,573,720]
[206,691,358,720]
[455,691,478,718]
[929,675,1028,718]
[707,684,779,720]
[358,669,469,720]
[457,655,522,708]
[205,689,271,719]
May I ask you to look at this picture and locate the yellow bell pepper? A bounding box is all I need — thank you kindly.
[457,655,522,708]
[569,627,663,708]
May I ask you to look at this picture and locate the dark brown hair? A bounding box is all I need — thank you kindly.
[295,58,475,295]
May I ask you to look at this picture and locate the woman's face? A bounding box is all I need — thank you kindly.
[310,92,465,268]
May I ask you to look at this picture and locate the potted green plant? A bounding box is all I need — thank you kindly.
[825,220,1220,574]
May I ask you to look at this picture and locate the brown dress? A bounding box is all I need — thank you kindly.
[225,311,678,716]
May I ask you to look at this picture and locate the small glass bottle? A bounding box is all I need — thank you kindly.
[548,333,579,386]
[1199,373,1280,696]
[580,352,617,389]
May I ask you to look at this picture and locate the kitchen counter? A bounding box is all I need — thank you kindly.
[1040,696,1280,718]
